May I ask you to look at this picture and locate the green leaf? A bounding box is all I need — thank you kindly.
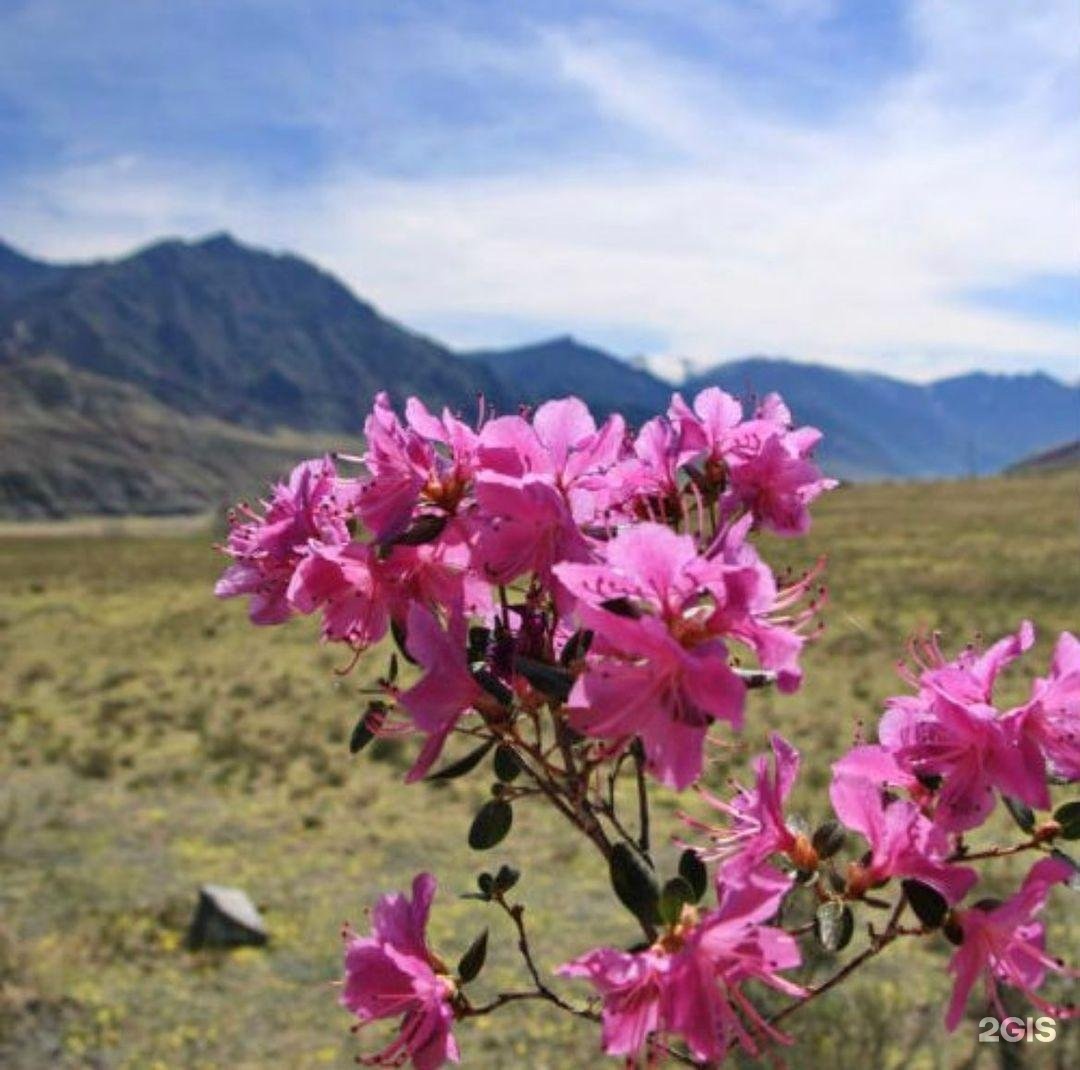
[943,916,965,945]
[559,629,593,666]
[389,513,449,547]
[493,865,520,894]
[1003,796,1036,833]
[599,596,643,619]
[427,739,496,781]
[902,879,948,928]
[467,626,491,663]
[456,929,488,984]
[677,849,708,903]
[609,843,660,926]
[493,744,523,783]
[390,619,418,665]
[348,703,385,754]
[732,668,776,689]
[471,668,514,707]
[513,656,574,703]
[658,877,694,926]
[468,799,513,850]
[1053,801,1080,840]
[812,819,846,859]
[814,901,854,953]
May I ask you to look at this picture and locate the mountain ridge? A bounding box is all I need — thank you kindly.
[0,233,504,433]
[1,233,1076,516]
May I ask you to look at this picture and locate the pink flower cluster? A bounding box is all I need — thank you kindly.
[678,625,1079,1047]
[217,388,832,788]
[216,387,1076,1067]
[558,866,803,1062]
[341,873,459,1069]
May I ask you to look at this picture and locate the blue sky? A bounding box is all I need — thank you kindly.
[1,0,1077,380]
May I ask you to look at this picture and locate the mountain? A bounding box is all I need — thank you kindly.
[0,234,504,517]
[474,346,1078,482]
[683,359,1078,480]
[0,240,68,304]
[467,336,670,425]
[682,358,951,479]
[0,233,503,434]
[1,233,1076,518]
[1007,439,1080,474]
[928,372,1079,472]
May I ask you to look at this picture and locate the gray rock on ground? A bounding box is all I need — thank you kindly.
[187,884,268,950]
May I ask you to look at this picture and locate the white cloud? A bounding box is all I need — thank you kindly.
[3,0,1077,381]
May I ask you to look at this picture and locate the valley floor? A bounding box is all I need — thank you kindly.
[1,469,1078,1068]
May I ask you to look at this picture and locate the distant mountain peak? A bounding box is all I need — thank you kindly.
[0,238,67,303]
[0,233,506,438]
[194,231,245,254]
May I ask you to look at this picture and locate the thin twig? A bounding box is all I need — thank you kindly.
[495,896,594,1020]
[766,891,911,1033]
[947,837,1042,863]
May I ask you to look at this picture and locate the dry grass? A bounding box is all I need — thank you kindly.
[1,467,1078,1068]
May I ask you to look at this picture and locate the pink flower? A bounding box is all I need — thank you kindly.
[397,605,485,782]
[829,764,977,903]
[945,857,1078,1031]
[664,867,804,1061]
[557,945,666,1057]
[556,524,749,788]
[1011,631,1080,782]
[381,525,493,623]
[723,421,835,537]
[356,393,477,541]
[667,386,744,469]
[684,734,816,878]
[878,623,1050,830]
[666,387,836,538]
[608,416,684,521]
[478,396,625,504]
[472,472,592,587]
[559,866,802,1062]
[287,519,489,648]
[215,457,347,625]
[919,620,1035,707]
[701,514,818,692]
[556,522,812,788]
[287,541,392,647]
[830,743,931,808]
[341,873,459,1070]
[471,398,625,586]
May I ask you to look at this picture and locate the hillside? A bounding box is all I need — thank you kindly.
[0,234,502,433]
[1007,438,1080,474]
[0,235,505,516]
[0,355,345,518]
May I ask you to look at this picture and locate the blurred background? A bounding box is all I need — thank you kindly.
[0,1,1077,1067]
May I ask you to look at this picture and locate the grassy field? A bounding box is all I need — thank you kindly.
[1,468,1078,1069]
